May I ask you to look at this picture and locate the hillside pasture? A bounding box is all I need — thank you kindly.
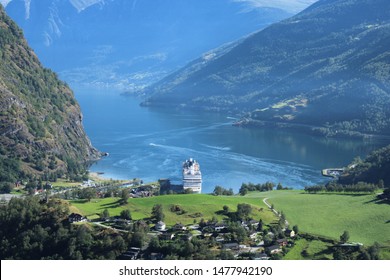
[247,190,390,246]
[70,194,277,226]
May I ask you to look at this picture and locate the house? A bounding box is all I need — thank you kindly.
[252,252,270,260]
[248,220,259,227]
[249,232,260,240]
[173,223,186,231]
[277,239,288,247]
[68,213,87,223]
[216,233,227,242]
[188,224,200,230]
[241,220,259,230]
[160,232,175,240]
[121,247,141,260]
[214,222,228,232]
[155,221,166,231]
[266,245,282,254]
[284,229,296,238]
[238,244,251,254]
[223,242,240,251]
[150,252,164,260]
[177,233,193,241]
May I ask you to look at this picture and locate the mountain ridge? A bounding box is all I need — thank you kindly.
[3,0,292,91]
[142,0,390,136]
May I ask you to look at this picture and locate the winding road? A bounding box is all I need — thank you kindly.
[263,197,289,227]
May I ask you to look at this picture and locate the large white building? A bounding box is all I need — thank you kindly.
[182,158,202,193]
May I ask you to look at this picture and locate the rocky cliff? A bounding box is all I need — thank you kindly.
[0,4,99,182]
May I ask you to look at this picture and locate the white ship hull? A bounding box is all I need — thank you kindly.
[182,158,202,193]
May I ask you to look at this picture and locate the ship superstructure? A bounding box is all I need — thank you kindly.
[182,158,202,193]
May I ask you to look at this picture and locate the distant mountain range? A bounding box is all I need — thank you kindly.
[142,0,390,136]
[2,0,299,91]
[0,4,99,182]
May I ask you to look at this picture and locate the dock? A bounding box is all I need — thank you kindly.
[322,168,344,178]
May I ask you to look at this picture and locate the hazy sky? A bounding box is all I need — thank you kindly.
[233,0,318,13]
[1,0,318,14]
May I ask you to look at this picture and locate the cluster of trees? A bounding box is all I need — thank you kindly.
[333,243,381,260]
[212,186,234,196]
[378,188,390,201]
[333,230,381,260]
[0,196,129,259]
[147,236,217,260]
[239,182,280,195]
[304,181,379,194]
[0,157,21,186]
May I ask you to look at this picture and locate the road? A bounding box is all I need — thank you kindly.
[263,197,289,227]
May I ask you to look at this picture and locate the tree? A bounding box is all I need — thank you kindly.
[237,203,252,221]
[182,240,195,257]
[367,242,380,260]
[131,231,145,248]
[120,189,129,205]
[223,188,234,196]
[293,225,299,235]
[222,205,229,215]
[213,186,223,196]
[0,182,13,194]
[257,219,263,231]
[149,237,161,252]
[101,209,110,220]
[340,230,350,244]
[239,187,248,196]
[219,249,234,260]
[120,209,132,220]
[151,204,164,222]
[80,188,96,202]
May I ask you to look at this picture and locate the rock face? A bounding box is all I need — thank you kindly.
[143,0,390,136]
[0,5,99,181]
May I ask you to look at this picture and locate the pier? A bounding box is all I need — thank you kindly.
[322,168,344,178]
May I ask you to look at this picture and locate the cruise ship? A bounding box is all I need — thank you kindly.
[182,158,202,193]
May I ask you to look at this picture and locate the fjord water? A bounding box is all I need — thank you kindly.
[76,90,388,193]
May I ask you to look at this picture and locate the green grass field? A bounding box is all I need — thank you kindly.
[71,190,390,246]
[247,190,390,246]
[283,238,333,260]
[70,194,277,226]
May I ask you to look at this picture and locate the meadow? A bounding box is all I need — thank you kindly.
[71,190,390,247]
[247,190,390,246]
[70,194,277,226]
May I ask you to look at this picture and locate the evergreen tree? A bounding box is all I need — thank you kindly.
[151,204,165,222]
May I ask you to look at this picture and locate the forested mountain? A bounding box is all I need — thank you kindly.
[2,0,292,91]
[339,144,390,187]
[142,0,390,136]
[0,5,99,183]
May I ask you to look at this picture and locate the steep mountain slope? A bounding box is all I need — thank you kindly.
[143,0,390,136]
[338,144,390,187]
[0,5,99,182]
[3,0,292,91]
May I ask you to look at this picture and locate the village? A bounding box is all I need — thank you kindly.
[67,185,297,261]
[69,212,296,260]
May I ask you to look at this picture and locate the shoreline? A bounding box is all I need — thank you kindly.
[88,171,123,182]
[234,118,390,141]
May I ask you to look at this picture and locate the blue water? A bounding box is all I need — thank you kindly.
[75,90,389,193]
